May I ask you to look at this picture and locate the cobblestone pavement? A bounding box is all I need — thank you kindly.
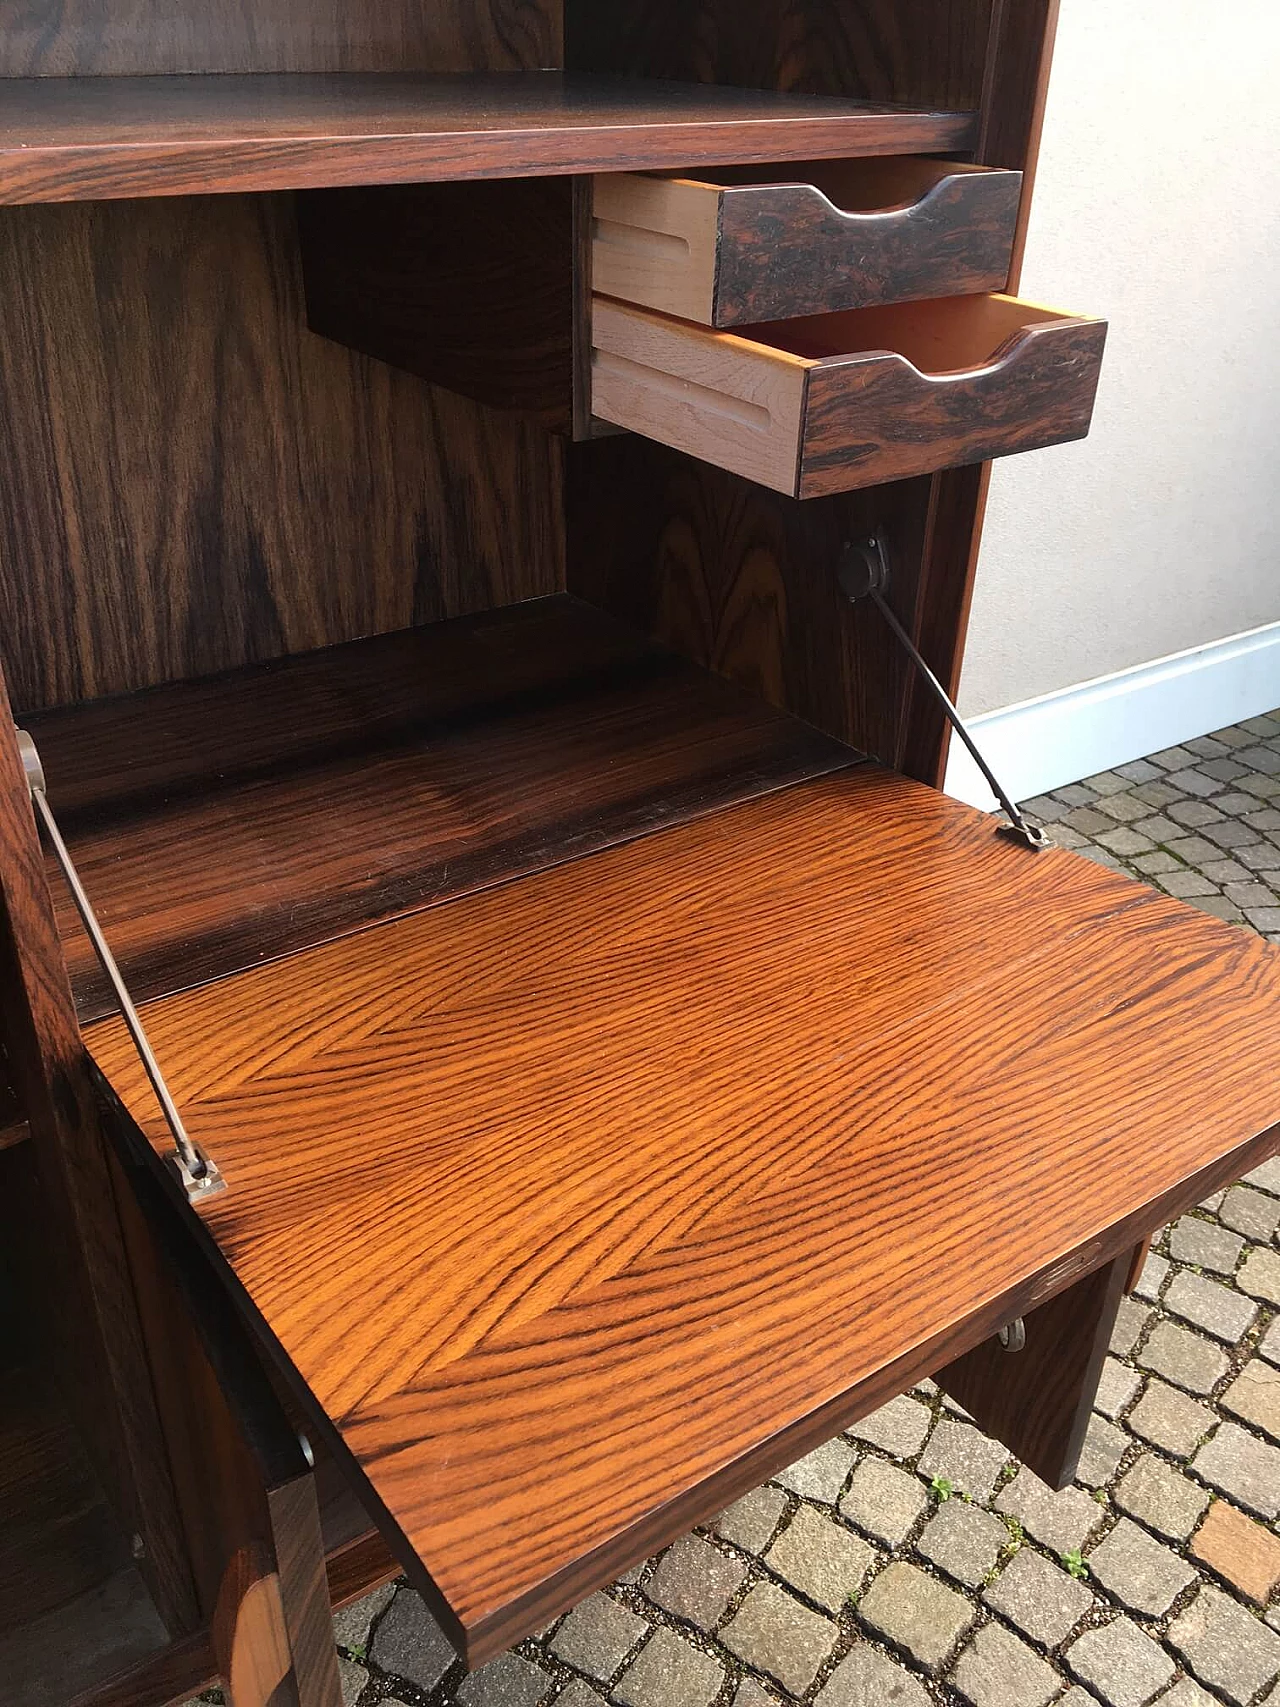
[191,710,1280,1707]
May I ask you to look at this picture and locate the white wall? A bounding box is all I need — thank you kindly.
[957,0,1280,724]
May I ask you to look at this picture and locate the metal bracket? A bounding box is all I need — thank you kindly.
[16,728,227,1203]
[998,1318,1027,1353]
[838,537,1051,852]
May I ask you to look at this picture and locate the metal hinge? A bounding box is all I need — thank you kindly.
[838,536,1051,852]
[16,728,227,1203]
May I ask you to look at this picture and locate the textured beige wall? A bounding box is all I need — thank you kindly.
[958,0,1280,717]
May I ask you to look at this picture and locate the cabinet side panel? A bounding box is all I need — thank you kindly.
[0,196,564,713]
[0,1,561,77]
[567,436,929,766]
[565,0,994,111]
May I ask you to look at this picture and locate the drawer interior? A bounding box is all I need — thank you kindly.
[47,592,1280,1671]
[675,153,1009,210]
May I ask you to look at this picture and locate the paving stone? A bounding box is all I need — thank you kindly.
[1203,820,1263,851]
[1190,1497,1280,1603]
[1117,759,1164,784]
[840,1457,929,1546]
[722,1583,837,1696]
[1222,1358,1280,1440]
[1132,814,1184,842]
[1261,1317,1280,1365]
[1238,838,1280,869]
[1221,1187,1280,1242]
[1245,1157,1280,1196]
[1150,745,1198,770]
[1166,835,1225,864]
[915,1498,1009,1588]
[1241,743,1280,773]
[1096,1356,1143,1418]
[1193,1420,1280,1517]
[1245,808,1280,832]
[1168,1584,1280,1705]
[1247,905,1280,931]
[1132,850,1182,876]
[983,1546,1094,1646]
[1167,800,1226,828]
[732,1681,779,1707]
[1136,1320,1229,1395]
[1128,1378,1215,1458]
[1098,826,1155,859]
[614,1628,723,1707]
[917,1418,1011,1502]
[1023,792,1070,822]
[856,1560,974,1672]
[333,1580,397,1653]
[845,1394,932,1458]
[1164,1270,1258,1343]
[338,1656,367,1705]
[648,1535,748,1629]
[1168,1215,1246,1275]
[1084,769,1133,795]
[1066,1617,1175,1707]
[715,1485,789,1555]
[1057,1692,1100,1707]
[995,1468,1104,1554]
[1226,880,1280,909]
[1076,1413,1129,1488]
[457,1653,552,1707]
[1200,857,1254,883]
[1063,805,1114,835]
[773,1438,856,1503]
[554,1682,608,1707]
[1086,1517,1197,1616]
[371,1590,457,1692]
[1170,767,1227,798]
[1114,1453,1211,1540]
[1056,782,1100,807]
[1134,1251,1170,1302]
[1155,1680,1222,1707]
[550,1594,647,1683]
[1157,870,1218,898]
[1187,892,1245,921]
[765,1504,875,1613]
[1198,755,1249,780]
[1111,1296,1153,1356]
[815,1643,930,1706]
[951,1621,1060,1707]
[1239,1250,1280,1306]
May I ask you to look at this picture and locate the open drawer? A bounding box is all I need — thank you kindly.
[51,601,1280,1670]
[591,292,1108,496]
[594,158,1024,327]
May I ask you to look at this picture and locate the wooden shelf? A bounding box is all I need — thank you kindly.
[30,595,853,1023]
[0,71,979,205]
[89,766,1280,1666]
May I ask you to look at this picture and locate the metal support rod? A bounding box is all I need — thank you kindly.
[16,728,226,1200]
[838,538,1050,852]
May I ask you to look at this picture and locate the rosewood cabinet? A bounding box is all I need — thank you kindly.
[0,4,1276,1703]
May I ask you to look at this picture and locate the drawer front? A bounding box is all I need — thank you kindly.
[593,159,1023,328]
[591,293,1108,498]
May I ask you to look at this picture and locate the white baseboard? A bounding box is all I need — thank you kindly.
[944,620,1280,810]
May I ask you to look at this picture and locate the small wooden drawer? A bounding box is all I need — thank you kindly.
[591,293,1108,498]
[593,159,1024,328]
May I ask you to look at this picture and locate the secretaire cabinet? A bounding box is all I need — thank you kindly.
[0,4,1276,1704]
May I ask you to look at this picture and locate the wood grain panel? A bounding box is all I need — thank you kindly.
[565,0,995,111]
[567,435,928,768]
[595,160,1022,328]
[0,0,559,77]
[0,691,198,1630]
[0,75,978,206]
[87,769,1280,1662]
[27,597,853,1021]
[936,1249,1131,1488]
[300,177,577,431]
[112,1129,341,1705]
[0,195,560,714]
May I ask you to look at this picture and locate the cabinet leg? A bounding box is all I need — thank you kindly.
[934,1247,1134,1489]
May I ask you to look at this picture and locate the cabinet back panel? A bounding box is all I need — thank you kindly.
[0,0,561,78]
[0,195,563,714]
[566,0,994,111]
